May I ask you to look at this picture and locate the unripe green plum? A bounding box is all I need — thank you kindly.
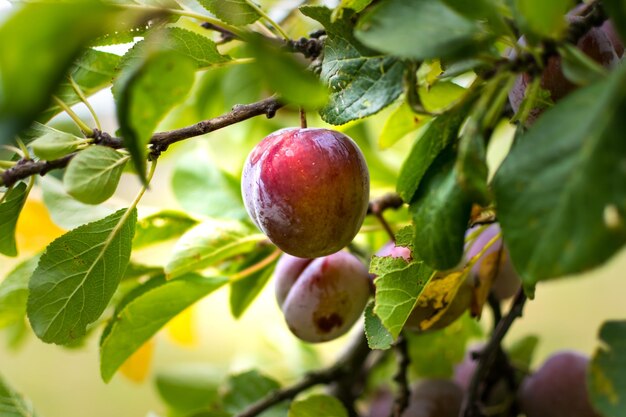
[519,351,601,417]
[242,128,370,258]
[465,223,521,300]
[275,251,371,343]
[401,379,463,417]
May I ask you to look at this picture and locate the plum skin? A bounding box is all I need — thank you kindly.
[275,251,371,343]
[242,128,370,258]
[401,379,463,417]
[519,351,600,417]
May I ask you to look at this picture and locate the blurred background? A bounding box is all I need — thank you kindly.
[0,1,625,416]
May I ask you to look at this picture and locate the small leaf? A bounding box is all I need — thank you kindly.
[364,301,394,350]
[27,208,136,345]
[0,255,40,328]
[0,183,29,257]
[133,210,198,249]
[507,334,540,371]
[301,6,405,125]
[64,146,128,204]
[379,102,430,150]
[40,176,115,230]
[372,256,434,339]
[165,219,265,279]
[0,372,40,417]
[115,49,195,183]
[410,148,473,270]
[222,370,285,416]
[289,395,348,417]
[100,273,227,382]
[164,27,231,68]
[29,124,83,160]
[589,320,626,417]
[197,0,261,26]
[355,0,491,61]
[120,339,155,383]
[155,365,221,414]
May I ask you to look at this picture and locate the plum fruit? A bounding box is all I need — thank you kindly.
[509,19,622,124]
[242,128,370,258]
[519,351,600,417]
[275,251,370,343]
[401,379,463,417]
[465,223,521,300]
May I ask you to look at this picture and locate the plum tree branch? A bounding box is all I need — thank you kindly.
[390,334,411,417]
[0,97,284,188]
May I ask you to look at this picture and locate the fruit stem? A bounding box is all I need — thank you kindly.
[299,107,308,128]
[230,247,282,282]
[244,0,290,41]
[53,96,94,137]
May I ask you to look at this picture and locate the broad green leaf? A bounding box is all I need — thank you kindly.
[589,321,626,417]
[40,176,115,230]
[0,373,40,417]
[27,208,136,345]
[440,0,511,35]
[64,146,128,204]
[164,27,231,67]
[197,0,261,25]
[354,0,490,61]
[289,395,348,417]
[223,370,286,416]
[364,301,394,350]
[372,256,434,339]
[100,273,227,382]
[406,313,482,378]
[115,49,195,183]
[133,210,198,249]
[603,1,626,43]
[229,249,277,319]
[155,366,221,414]
[396,103,470,202]
[301,6,405,125]
[410,148,473,270]
[246,35,327,109]
[493,64,626,287]
[379,102,430,150]
[171,148,247,220]
[0,2,147,145]
[122,263,163,281]
[29,124,84,160]
[515,0,572,39]
[0,255,40,328]
[0,183,28,257]
[165,219,265,279]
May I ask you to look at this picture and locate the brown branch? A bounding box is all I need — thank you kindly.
[367,193,405,215]
[390,334,411,417]
[235,331,371,417]
[0,97,283,188]
[461,288,527,417]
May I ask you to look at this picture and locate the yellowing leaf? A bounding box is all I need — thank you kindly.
[120,338,155,383]
[165,306,196,346]
[15,198,65,253]
[414,271,469,331]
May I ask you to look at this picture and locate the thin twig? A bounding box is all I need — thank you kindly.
[390,334,411,417]
[367,193,405,215]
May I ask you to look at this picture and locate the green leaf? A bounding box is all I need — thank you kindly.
[223,370,286,416]
[493,64,626,287]
[515,0,572,39]
[197,0,261,26]
[155,366,221,414]
[289,395,348,417]
[410,148,473,270]
[406,314,482,378]
[364,301,394,350]
[100,273,227,382]
[133,210,198,249]
[0,183,28,257]
[171,147,247,220]
[229,249,277,319]
[165,219,265,279]
[301,6,405,125]
[164,27,231,67]
[507,334,540,371]
[64,146,128,204]
[455,121,490,205]
[589,321,626,417]
[379,102,430,150]
[419,82,467,113]
[40,176,115,230]
[0,255,40,328]
[372,256,434,339]
[603,0,626,44]
[354,0,490,61]
[559,43,608,86]
[29,124,84,160]
[396,103,470,202]
[0,372,40,417]
[27,208,136,345]
[440,0,511,35]
[115,49,196,183]
[335,0,373,14]
[246,34,327,109]
[0,2,147,145]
